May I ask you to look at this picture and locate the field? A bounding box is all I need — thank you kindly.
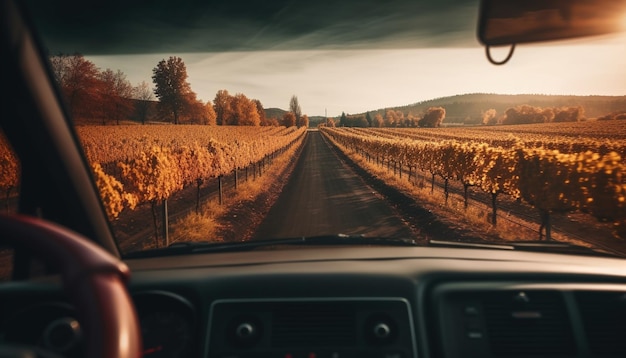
[1,125,307,251]
[321,121,626,245]
[2,120,626,254]
[75,125,306,219]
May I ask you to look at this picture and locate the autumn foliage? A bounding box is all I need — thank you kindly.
[0,124,301,249]
[50,53,117,122]
[418,107,446,127]
[77,125,306,219]
[502,105,584,124]
[0,133,19,212]
[213,90,264,126]
[49,54,262,126]
[321,122,626,239]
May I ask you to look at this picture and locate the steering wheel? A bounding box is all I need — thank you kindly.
[0,214,142,358]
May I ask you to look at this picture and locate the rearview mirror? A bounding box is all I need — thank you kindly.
[478,0,626,46]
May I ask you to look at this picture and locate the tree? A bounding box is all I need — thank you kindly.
[205,102,217,125]
[49,53,100,120]
[418,107,446,127]
[132,81,154,124]
[214,90,233,125]
[265,117,280,126]
[253,99,266,125]
[98,69,133,125]
[282,112,296,127]
[385,109,404,127]
[152,56,192,124]
[339,112,347,127]
[290,95,302,126]
[343,115,368,127]
[230,93,260,126]
[598,111,626,120]
[180,94,212,124]
[554,106,584,122]
[482,108,497,125]
[503,105,553,125]
[372,114,384,127]
[406,113,419,127]
[298,114,309,128]
[97,69,117,125]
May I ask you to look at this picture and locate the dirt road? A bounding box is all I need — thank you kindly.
[253,130,414,239]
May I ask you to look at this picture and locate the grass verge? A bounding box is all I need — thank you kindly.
[169,132,307,243]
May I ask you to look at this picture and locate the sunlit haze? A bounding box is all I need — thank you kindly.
[88,34,626,118]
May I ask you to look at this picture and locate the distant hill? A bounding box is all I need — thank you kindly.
[362,93,626,124]
[308,116,326,126]
[264,108,288,120]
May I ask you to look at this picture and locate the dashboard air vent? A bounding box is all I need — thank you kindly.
[482,290,575,357]
[576,291,626,357]
[271,302,356,347]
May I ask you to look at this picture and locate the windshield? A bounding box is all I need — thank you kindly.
[7,0,626,257]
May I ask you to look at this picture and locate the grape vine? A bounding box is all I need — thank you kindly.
[321,126,626,240]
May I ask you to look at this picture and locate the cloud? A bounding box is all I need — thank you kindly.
[30,0,480,55]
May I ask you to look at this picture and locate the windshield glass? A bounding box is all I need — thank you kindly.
[11,0,626,257]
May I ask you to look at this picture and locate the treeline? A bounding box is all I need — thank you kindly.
[482,105,585,125]
[213,92,309,127]
[329,107,446,128]
[332,104,589,128]
[598,111,626,121]
[50,54,154,124]
[49,54,308,127]
[369,93,626,123]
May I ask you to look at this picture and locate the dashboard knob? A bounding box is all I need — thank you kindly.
[365,313,397,345]
[228,317,263,348]
[236,323,255,339]
[43,317,82,353]
[373,322,391,339]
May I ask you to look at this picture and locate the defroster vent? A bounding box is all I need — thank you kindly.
[272,302,356,347]
[576,291,626,358]
[483,290,575,357]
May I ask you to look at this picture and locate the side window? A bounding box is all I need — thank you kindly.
[0,129,19,281]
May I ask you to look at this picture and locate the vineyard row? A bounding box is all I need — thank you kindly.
[344,122,626,157]
[93,126,307,219]
[1,126,307,220]
[320,127,626,240]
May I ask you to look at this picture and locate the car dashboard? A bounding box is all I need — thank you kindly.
[1,246,626,358]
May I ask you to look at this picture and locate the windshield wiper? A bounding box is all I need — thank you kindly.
[124,234,419,258]
[428,239,620,257]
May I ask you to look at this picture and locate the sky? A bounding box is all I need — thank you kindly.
[87,33,626,118]
[29,0,626,118]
